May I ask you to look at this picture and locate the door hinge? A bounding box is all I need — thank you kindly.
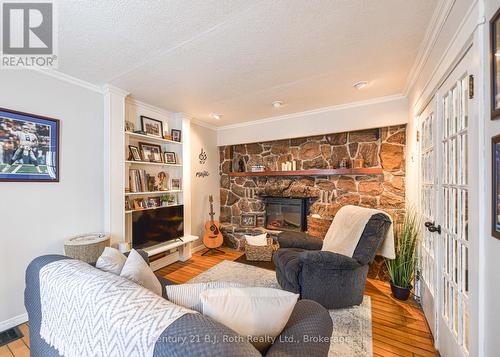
[469,74,474,99]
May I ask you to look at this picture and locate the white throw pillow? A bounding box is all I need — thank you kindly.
[200,287,299,351]
[165,282,244,312]
[120,249,162,296]
[95,247,127,275]
[244,233,268,246]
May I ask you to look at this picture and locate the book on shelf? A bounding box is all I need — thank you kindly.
[129,169,150,193]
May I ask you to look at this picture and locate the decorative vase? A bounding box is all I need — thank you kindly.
[390,282,411,301]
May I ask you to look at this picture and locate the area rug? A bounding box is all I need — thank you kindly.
[188,260,372,357]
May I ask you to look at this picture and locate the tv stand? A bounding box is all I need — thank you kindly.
[143,235,198,271]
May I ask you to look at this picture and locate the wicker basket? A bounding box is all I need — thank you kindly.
[245,237,274,261]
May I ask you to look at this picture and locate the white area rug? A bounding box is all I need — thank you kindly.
[188,260,372,356]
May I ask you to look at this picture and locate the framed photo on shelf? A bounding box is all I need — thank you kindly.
[128,145,142,161]
[492,9,500,119]
[241,214,256,228]
[164,152,177,164]
[171,178,182,190]
[133,198,146,210]
[492,135,500,238]
[125,120,135,132]
[146,197,160,208]
[140,116,164,137]
[0,107,60,182]
[171,129,182,142]
[139,142,163,162]
[125,198,131,211]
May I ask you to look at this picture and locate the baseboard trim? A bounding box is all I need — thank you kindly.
[0,313,28,333]
[192,244,206,253]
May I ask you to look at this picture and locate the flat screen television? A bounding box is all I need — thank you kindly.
[132,205,184,250]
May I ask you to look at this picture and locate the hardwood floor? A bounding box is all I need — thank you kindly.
[4,246,437,357]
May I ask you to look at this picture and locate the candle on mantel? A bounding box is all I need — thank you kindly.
[292,161,297,171]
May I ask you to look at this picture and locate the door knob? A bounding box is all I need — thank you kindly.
[425,222,441,235]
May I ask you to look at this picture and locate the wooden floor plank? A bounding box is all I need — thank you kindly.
[6,339,29,357]
[0,346,14,357]
[17,324,29,348]
[9,246,438,357]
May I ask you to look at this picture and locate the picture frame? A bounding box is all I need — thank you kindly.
[133,198,146,210]
[125,120,135,132]
[125,198,131,211]
[492,135,500,238]
[171,178,182,190]
[146,197,160,208]
[139,142,163,163]
[128,145,142,161]
[141,116,164,138]
[0,107,60,182]
[164,151,177,164]
[241,214,257,228]
[171,129,182,142]
[491,9,500,119]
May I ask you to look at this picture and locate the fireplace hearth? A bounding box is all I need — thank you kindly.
[263,197,312,232]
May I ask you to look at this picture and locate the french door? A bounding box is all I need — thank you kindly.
[418,48,474,357]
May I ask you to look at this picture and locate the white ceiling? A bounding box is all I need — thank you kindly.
[56,0,438,126]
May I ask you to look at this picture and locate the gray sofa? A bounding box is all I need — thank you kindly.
[273,213,391,309]
[25,254,333,356]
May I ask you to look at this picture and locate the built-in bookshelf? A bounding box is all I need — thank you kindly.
[118,98,195,267]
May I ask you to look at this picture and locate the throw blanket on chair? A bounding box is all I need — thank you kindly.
[322,205,395,259]
[39,259,193,357]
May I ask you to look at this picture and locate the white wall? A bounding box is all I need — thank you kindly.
[190,123,220,247]
[482,1,500,356]
[0,70,104,330]
[217,95,408,146]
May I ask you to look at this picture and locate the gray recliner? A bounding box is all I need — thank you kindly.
[273,213,391,309]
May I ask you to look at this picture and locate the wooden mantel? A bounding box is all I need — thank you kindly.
[228,168,383,177]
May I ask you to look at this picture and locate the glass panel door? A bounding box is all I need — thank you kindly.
[419,100,438,337]
[439,74,469,356]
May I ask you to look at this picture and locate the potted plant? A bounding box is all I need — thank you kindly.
[385,210,419,301]
[160,194,169,207]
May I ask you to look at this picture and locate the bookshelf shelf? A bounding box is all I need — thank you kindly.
[125,190,182,196]
[125,160,182,167]
[125,131,182,145]
[125,203,183,214]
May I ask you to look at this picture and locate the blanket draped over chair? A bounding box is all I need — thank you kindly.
[39,259,193,357]
[322,205,395,259]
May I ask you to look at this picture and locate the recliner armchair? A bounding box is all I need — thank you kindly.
[273,213,391,309]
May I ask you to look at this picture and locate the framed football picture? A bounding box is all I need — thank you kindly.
[0,107,60,182]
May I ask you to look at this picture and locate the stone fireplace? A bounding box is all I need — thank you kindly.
[219,125,406,280]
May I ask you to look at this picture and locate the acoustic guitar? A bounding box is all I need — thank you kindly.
[203,195,223,250]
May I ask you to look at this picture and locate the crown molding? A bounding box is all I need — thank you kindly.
[125,97,174,117]
[216,94,406,131]
[403,0,455,96]
[411,0,479,112]
[190,117,218,131]
[102,84,129,98]
[32,68,103,94]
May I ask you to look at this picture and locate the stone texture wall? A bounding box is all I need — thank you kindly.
[220,125,406,222]
[219,125,406,281]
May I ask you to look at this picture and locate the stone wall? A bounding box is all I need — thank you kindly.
[219,125,406,280]
[220,125,405,219]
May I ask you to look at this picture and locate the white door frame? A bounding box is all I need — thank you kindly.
[416,39,480,357]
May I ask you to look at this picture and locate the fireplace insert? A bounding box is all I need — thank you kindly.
[263,197,312,232]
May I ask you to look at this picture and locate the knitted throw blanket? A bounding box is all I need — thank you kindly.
[39,259,193,357]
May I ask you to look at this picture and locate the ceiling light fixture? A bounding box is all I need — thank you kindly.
[272,100,284,108]
[353,81,368,90]
[210,113,221,120]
